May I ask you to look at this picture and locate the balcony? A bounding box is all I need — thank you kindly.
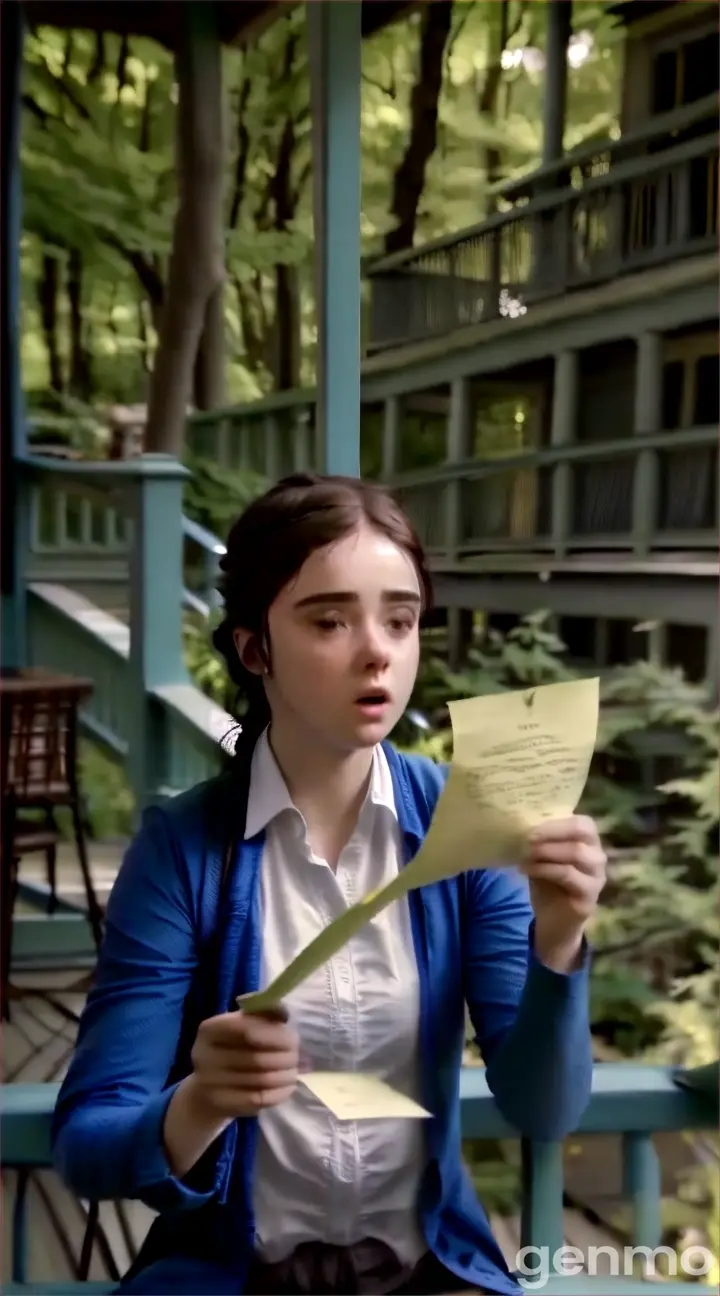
[365,95,718,352]
[390,426,718,564]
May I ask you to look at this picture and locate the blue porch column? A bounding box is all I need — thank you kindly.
[127,456,190,816]
[308,0,362,477]
[1,1,28,667]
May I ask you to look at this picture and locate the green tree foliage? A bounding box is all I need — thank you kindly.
[20,3,622,416]
[407,613,719,1067]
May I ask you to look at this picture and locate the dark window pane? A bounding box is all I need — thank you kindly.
[662,360,685,429]
[694,354,719,425]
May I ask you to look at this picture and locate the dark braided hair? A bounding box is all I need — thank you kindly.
[212,471,433,764]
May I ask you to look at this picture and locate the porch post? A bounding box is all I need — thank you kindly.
[0,1,28,667]
[632,330,662,556]
[550,349,578,557]
[127,456,189,815]
[542,1,572,165]
[308,0,362,477]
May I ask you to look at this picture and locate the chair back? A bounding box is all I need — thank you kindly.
[0,678,92,805]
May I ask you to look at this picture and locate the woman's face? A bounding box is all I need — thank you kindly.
[261,522,422,755]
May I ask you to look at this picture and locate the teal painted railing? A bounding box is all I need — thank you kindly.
[388,426,718,561]
[184,408,718,564]
[2,1064,717,1294]
[19,455,234,816]
[25,456,226,618]
[24,421,719,585]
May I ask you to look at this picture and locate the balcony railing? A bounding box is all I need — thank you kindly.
[391,427,718,560]
[365,96,718,351]
[2,1064,717,1294]
[28,418,717,592]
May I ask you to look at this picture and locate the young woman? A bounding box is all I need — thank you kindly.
[52,473,606,1296]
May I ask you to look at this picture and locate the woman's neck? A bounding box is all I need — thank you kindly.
[267,720,375,869]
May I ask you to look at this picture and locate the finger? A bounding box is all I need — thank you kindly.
[529,815,599,845]
[206,1013,297,1052]
[202,1047,300,1075]
[236,997,289,1023]
[240,1015,299,1051]
[528,840,606,875]
[203,1066,299,1093]
[525,861,596,897]
[206,1082,298,1117]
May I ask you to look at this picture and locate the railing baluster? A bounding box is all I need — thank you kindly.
[264,414,281,482]
[11,1167,29,1283]
[622,1131,662,1251]
[56,489,67,548]
[520,1138,565,1257]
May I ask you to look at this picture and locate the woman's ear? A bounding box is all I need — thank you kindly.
[232,628,268,676]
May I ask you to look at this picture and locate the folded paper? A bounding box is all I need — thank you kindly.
[299,1072,431,1121]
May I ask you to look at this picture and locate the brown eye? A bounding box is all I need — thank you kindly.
[388,615,414,634]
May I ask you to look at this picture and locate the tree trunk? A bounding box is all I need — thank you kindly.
[270,96,301,390]
[67,246,92,399]
[192,283,226,410]
[384,1,453,255]
[38,253,63,393]
[144,3,225,455]
[273,263,300,390]
[479,0,517,216]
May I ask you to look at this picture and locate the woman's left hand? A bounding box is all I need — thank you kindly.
[523,815,607,972]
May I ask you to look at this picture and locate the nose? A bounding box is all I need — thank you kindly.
[355,616,391,672]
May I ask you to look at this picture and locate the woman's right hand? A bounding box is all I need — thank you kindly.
[163,1008,300,1177]
[189,1008,300,1120]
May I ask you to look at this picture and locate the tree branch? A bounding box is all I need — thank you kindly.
[38,55,91,120]
[228,66,252,230]
[362,70,396,98]
[384,1,453,254]
[22,93,49,125]
[444,1,477,79]
[102,232,165,317]
[144,7,225,453]
[87,31,105,85]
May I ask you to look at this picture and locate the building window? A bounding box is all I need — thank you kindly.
[694,354,719,425]
[667,623,708,683]
[650,28,719,114]
[560,616,596,661]
[607,619,649,667]
[661,361,684,429]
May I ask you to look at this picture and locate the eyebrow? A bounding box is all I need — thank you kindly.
[294,590,422,609]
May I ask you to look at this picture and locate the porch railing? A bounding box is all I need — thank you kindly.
[365,97,718,350]
[18,455,234,816]
[390,426,718,561]
[25,459,225,618]
[2,1063,717,1293]
[25,417,717,599]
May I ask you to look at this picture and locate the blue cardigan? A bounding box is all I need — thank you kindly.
[52,744,593,1295]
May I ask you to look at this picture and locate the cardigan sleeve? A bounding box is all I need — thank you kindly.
[462,865,593,1139]
[51,805,233,1209]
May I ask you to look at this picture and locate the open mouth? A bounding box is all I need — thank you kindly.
[355,689,390,713]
